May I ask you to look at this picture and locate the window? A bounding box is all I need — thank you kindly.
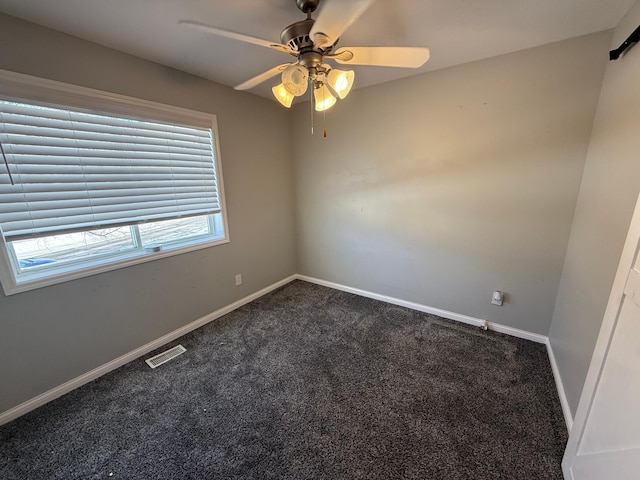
[0,70,228,295]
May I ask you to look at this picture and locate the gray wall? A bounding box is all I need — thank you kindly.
[549,1,640,417]
[0,14,296,413]
[293,32,610,335]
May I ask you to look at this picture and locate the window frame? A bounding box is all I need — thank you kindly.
[0,69,229,295]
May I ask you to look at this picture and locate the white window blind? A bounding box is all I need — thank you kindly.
[0,100,220,241]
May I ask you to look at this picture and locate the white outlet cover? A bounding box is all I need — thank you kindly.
[491,291,503,305]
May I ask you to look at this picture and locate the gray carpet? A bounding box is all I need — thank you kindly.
[0,280,567,479]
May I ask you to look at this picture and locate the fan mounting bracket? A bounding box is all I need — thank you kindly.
[295,0,320,14]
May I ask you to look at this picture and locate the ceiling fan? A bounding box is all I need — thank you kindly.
[179,0,430,111]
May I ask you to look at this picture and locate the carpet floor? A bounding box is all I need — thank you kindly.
[0,280,567,479]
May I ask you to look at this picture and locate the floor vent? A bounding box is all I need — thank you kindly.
[145,345,186,368]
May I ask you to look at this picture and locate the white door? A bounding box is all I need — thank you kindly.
[563,194,640,479]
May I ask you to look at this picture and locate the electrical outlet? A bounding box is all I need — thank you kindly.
[235,274,242,286]
[491,290,503,306]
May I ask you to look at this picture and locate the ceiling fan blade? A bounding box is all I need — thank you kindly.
[234,63,293,91]
[179,20,294,55]
[309,0,376,47]
[331,46,430,68]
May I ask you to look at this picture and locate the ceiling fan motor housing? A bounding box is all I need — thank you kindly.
[282,19,325,72]
[280,19,316,52]
[281,18,335,72]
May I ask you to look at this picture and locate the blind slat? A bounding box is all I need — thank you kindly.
[0,181,217,194]
[4,143,211,157]
[1,120,212,144]
[0,192,220,212]
[1,103,212,136]
[0,154,216,169]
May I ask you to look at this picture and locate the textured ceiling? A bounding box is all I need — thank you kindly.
[0,0,634,102]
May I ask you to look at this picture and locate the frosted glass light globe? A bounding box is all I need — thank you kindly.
[282,64,309,96]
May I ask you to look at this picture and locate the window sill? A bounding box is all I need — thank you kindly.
[0,237,229,296]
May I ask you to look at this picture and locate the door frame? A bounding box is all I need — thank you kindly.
[562,193,640,478]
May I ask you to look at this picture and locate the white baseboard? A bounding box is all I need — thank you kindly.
[1,272,573,433]
[545,338,574,432]
[0,274,298,426]
[295,275,547,343]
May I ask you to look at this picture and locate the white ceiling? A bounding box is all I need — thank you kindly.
[0,0,634,102]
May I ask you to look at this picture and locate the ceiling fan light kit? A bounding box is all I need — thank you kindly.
[272,83,295,108]
[326,68,354,99]
[181,0,429,121]
[314,83,337,112]
[282,64,309,96]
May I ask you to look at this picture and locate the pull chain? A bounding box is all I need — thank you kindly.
[310,82,314,135]
[323,105,327,138]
